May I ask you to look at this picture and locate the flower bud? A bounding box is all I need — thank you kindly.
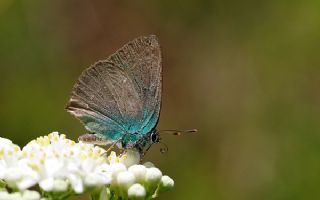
[0,190,10,199]
[145,167,162,185]
[128,165,147,183]
[116,171,135,190]
[128,183,146,199]
[52,179,68,192]
[143,162,155,168]
[110,163,127,177]
[144,167,162,195]
[160,175,174,191]
[120,150,140,167]
[8,192,22,200]
[22,190,41,200]
[39,178,54,191]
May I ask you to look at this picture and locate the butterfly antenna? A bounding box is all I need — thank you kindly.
[159,141,169,154]
[158,129,198,136]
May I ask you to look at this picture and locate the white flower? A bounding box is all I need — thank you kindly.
[119,150,140,167]
[0,190,10,200]
[128,183,146,199]
[67,173,83,193]
[109,162,127,185]
[143,161,155,168]
[22,190,41,200]
[145,167,163,195]
[117,171,136,190]
[0,189,40,200]
[161,175,174,188]
[39,178,54,191]
[145,167,162,184]
[84,172,107,187]
[94,163,112,184]
[0,138,38,190]
[128,165,147,183]
[52,179,68,192]
[6,192,22,200]
[159,175,174,191]
[0,132,174,199]
[107,151,120,164]
[0,137,21,180]
[3,168,22,186]
[152,176,175,198]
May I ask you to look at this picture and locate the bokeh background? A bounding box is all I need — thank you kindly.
[1,1,320,199]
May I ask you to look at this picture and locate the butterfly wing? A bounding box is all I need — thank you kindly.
[109,35,162,134]
[66,35,162,141]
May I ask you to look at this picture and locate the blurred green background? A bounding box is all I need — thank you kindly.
[1,0,320,199]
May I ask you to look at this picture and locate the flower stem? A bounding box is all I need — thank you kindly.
[42,190,74,200]
[91,187,107,200]
[0,179,6,188]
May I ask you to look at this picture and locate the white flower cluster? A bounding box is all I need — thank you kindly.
[0,132,174,200]
[0,189,41,200]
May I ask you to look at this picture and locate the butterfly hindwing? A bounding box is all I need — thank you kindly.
[109,35,162,134]
[66,35,162,142]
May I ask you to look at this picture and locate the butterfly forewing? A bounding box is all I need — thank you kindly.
[66,35,162,142]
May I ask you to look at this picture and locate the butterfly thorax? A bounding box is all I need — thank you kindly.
[120,129,160,155]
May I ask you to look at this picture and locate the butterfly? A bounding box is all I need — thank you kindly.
[65,35,196,157]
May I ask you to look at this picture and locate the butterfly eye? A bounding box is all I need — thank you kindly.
[151,132,160,143]
[146,39,152,46]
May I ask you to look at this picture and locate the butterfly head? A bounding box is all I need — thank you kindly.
[124,129,197,157]
[150,130,161,144]
[124,129,161,157]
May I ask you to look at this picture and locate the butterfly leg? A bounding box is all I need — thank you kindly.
[141,143,152,157]
[119,149,126,157]
[101,137,123,158]
[105,139,119,153]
